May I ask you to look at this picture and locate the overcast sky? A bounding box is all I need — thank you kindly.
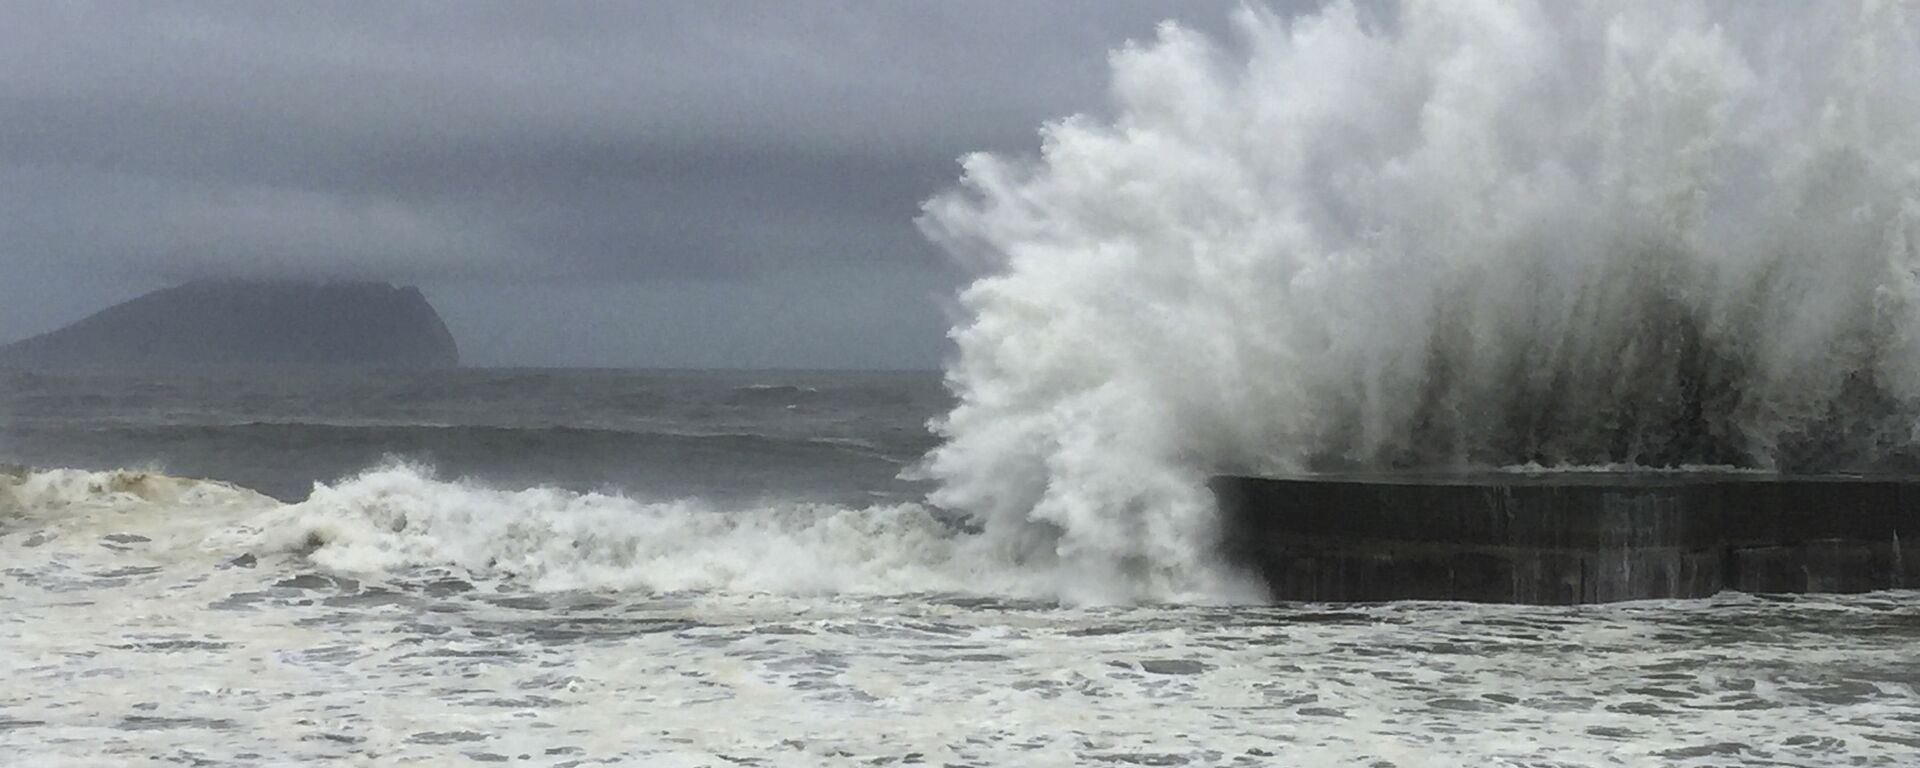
[0,1,1254,368]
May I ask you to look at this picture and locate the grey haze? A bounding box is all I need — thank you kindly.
[0,2,1248,368]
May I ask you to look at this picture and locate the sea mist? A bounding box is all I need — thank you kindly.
[920,1,1920,601]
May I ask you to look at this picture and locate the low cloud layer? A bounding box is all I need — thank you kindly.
[0,2,1241,366]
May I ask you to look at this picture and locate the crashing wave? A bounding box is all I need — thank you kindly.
[918,1,1920,600]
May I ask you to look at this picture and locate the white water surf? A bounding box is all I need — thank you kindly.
[920,0,1920,602]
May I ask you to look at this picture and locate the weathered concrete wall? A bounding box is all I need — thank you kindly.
[1211,474,1920,604]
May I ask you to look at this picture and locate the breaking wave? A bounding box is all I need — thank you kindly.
[244,464,1043,597]
[1,465,1055,599]
[0,465,270,519]
[919,1,1920,600]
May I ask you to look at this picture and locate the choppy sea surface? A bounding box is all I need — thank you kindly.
[3,369,1919,767]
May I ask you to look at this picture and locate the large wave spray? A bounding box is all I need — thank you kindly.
[919,2,1920,600]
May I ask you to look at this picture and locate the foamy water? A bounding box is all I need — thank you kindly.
[920,0,1920,602]
[11,2,1920,764]
[5,466,1920,766]
[242,463,1044,597]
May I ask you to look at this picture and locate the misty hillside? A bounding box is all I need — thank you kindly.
[0,280,459,369]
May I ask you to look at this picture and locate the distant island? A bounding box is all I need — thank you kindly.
[0,280,460,370]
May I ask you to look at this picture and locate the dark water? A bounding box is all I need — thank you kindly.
[0,368,945,503]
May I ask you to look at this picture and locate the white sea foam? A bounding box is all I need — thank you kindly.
[227,463,1046,598]
[7,511,1919,768]
[1,466,267,516]
[7,467,1919,766]
[0,464,1065,600]
[0,466,275,561]
[919,0,1920,602]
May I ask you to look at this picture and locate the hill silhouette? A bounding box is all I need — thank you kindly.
[0,280,460,369]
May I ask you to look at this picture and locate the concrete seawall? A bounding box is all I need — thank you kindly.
[1211,474,1920,604]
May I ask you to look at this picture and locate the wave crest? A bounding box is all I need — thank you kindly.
[1,466,269,518]
[247,464,1050,598]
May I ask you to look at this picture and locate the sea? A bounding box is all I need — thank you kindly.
[3,368,1918,767]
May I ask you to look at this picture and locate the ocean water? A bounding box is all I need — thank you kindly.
[4,368,1919,767]
[11,1,1920,764]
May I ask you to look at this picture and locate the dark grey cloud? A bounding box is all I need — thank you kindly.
[0,1,1244,367]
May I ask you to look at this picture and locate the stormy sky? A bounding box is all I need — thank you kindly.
[0,2,1247,368]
